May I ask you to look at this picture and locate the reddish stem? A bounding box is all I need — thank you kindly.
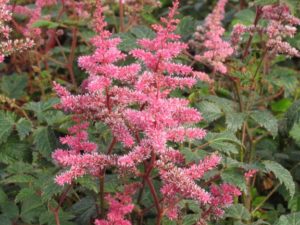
[239,0,247,9]
[119,0,124,32]
[50,184,72,225]
[66,28,78,87]
[53,209,61,225]
[242,6,262,59]
[145,177,162,224]
[45,0,66,53]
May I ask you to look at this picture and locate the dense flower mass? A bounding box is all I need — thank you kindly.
[53,0,240,224]
[192,0,233,74]
[0,0,34,62]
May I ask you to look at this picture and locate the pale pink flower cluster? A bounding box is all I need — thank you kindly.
[53,1,240,223]
[263,4,300,57]
[231,4,300,57]
[193,0,233,74]
[0,0,34,62]
[231,24,260,48]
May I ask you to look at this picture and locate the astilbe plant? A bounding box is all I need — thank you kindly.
[192,1,300,76]
[189,1,300,223]
[52,1,240,224]
[0,0,34,62]
[231,3,300,59]
[191,0,233,74]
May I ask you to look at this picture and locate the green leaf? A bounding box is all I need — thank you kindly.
[76,176,99,193]
[0,201,19,219]
[179,200,200,213]
[15,188,36,203]
[39,210,75,225]
[222,169,247,193]
[284,99,300,132]
[176,16,196,41]
[271,99,292,113]
[24,98,60,122]
[0,188,8,204]
[182,214,199,225]
[0,111,16,144]
[116,33,137,52]
[2,174,35,184]
[275,212,300,225]
[162,218,176,225]
[130,25,155,39]
[204,95,235,113]
[105,175,122,193]
[41,179,63,202]
[251,220,270,225]
[180,147,208,163]
[141,12,159,24]
[288,194,300,212]
[254,0,277,5]
[197,101,223,123]
[205,131,242,155]
[16,118,32,140]
[233,9,256,26]
[275,215,290,225]
[0,215,12,225]
[210,142,239,155]
[263,160,295,197]
[226,112,246,132]
[31,20,59,29]
[267,66,298,96]
[289,122,300,145]
[43,111,69,126]
[225,204,251,221]
[281,0,300,14]
[20,195,45,223]
[0,136,30,164]
[250,111,278,137]
[6,162,34,174]
[0,74,28,99]
[33,127,57,158]
[71,196,96,225]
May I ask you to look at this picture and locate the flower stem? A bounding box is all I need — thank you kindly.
[119,0,124,32]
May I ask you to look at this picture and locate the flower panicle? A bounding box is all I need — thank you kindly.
[52,1,238,224]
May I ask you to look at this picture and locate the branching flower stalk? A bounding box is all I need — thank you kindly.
[52,0,240,224]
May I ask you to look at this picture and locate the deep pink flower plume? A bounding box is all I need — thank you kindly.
[52,1,240,224]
